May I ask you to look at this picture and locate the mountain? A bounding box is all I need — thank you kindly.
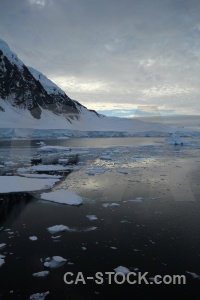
[1,39,195,138]
[0,39,91,120]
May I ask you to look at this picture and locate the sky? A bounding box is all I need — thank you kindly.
[0,0,200,117]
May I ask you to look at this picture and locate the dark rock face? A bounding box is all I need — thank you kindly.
[0,49,79,119]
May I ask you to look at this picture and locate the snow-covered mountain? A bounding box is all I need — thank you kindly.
[0,39,199,138]
[0,39,87,119]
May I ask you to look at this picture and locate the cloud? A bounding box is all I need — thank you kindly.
[0,0,200,115]
[28,0,50,7]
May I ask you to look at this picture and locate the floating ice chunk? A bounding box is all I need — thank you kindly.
[29,236,38,241]
[186,271,200,279]
[117,168,130,174]
[36,141,46,146]
[0,243,6,250]
[18,164,69,173]
[100,155,112,160]
[85,167,107,175]
[40,189,83,205]
[44,256,67,269]
[82,226,97,232]
[38,146,71,152]
[124,197,143,203]
[0,176,59,193]
[19,173,62,179]
[165,133,185,145]
[58,159,69,164]
[86,215,98,221]
[102,203,120,208]
[29,291,49,300]
[0,255,5,267]
[51,235,61,239]
[114,266,130,275]
[47,225,73,234]
[32,271,49,278]
[4,161,17,166]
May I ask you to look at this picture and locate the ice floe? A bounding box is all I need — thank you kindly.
[18,164,69,173]
[124,197,143,203]
[165,133,186,145]
[29,236,38,241]
[0,176,59,193]
[186,271,200,279]
[0,255,5,267]
[86,215,98,221]
[38,146,71,152]
[19,173,62,179]
[82,226,97,232]
[100,155,112,160]
[0,243,6,250]
[32,271,49,278]
[102,203,120,208]
[114,266,130,275]
[85,167,107,175]
[47,225,73,234]
[40,189,83,205]
[44,256,67,268]
[29,291,49,300]
[116,168,130,174]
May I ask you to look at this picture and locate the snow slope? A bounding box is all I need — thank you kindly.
[28,67,65,96]
[0,39,23,70]
[0,97,171,132]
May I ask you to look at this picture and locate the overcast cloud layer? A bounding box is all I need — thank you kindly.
[0,0,200,116]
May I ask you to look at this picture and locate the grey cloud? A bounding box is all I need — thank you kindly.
[0,0,200,114]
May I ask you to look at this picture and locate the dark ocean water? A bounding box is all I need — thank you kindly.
[0,138,200,299]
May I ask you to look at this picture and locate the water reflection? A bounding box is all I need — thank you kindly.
[0,193,34,228]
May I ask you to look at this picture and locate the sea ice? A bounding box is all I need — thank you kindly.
[85,167,107,175]
[38,146,71,152]
[0,255,5,267]
[186,271,200,279]
[0,176,59,193]
[29,291,49,300]
[40,189,83,205]
[29,236,38,241]
[32,271,49,278]
[102,203,120,208]
[0,243,6,250]
[114,266,130,275]
[47,225,73,234]
[124,197,143,203]
[44,256,67,268]
[86,215,98,221]
[100,155,112,160]
[117,168,130,174]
